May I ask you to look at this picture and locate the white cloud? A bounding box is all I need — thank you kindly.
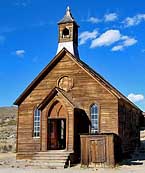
[90,30,121,48]
[111,45,123,51]
[80,29,137,51]
[79,29,98,45]
[112,36,137,51]
[0,35,5,44]
[123,37,137,46]
[123,14,145,27]
[15,50,25,57]
[104,13,118,22]
[127,93,144,103]
[87,17,100,24]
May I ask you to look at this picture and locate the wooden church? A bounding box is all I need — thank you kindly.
[14,7,142,168]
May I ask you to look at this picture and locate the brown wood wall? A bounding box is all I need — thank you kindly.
[17,53,119,156]
[118,99,141,155]
[80,134,116,167]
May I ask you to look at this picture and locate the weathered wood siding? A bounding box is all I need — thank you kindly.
[118,99,141,155]
[17,53,118,156]
[80,134,116,167]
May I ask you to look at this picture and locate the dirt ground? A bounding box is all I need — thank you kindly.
[0,153,145,173]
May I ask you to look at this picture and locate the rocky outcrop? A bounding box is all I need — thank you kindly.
[0,106,17,152]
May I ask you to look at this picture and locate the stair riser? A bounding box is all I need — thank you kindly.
[33,155,68,157]
[28,165,65,169]
[29,163,66,166]
[32,151,71,168]
[34,154,69,156]
[34,151,70,153]
[33,157,67,161]
[32,159,67,163]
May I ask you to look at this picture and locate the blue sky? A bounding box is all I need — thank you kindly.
[0,0,145,111]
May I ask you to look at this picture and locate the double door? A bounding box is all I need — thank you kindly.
[48,119,66,150]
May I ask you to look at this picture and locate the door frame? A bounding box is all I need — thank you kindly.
[47,118,66,150]
[40,98,74,152]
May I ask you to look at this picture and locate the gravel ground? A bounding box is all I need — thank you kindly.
[1,166,145,173]
[0,153,145,173]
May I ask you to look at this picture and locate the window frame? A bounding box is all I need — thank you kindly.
[90,103,99,134]
[33,107,41,138]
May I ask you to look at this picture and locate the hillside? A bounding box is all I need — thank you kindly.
[0,106,17,152]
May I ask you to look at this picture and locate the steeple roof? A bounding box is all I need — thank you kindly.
[58,6,77,24]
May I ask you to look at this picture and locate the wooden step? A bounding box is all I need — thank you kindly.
[28,161,66,168]
[34,152,70,157]
[32,157,67,161]
[31,151,71,168]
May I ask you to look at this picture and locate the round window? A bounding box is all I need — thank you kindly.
[58,76,73,92]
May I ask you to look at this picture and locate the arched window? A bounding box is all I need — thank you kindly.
[33,108,40,137]
[90,104,99,134]
[62,28,69,38]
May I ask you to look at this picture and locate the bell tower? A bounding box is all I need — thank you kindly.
[57,7,79,58]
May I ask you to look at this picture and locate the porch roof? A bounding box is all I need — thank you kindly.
[38,87,78,110]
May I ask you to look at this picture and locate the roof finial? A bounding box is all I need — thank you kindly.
[58,6,76,24]
[66,6,71,16]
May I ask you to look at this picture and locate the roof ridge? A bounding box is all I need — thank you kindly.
[14,48,142,111]
[72,54,141,110]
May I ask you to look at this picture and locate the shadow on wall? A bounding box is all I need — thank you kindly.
[119,131,145,166]
[73,108,90,161]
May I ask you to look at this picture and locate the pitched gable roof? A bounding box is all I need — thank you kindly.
[14,49,66,105]
[14,48,141,111]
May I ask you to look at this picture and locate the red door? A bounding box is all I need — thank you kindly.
[49,120,58,149]
[48,119,66,150]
